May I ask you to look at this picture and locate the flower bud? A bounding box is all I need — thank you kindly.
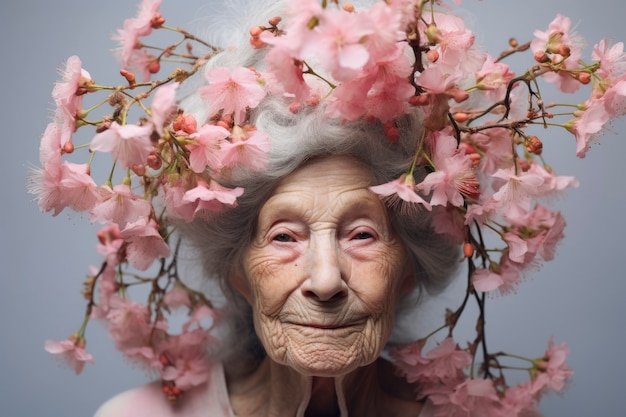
[151,13,165,29]
[250,36,266,48]
[463,242,474,258]
[119,69,136,86]
[525,135,543,155]
[147,151,162,170]
[534,50,550,63]
[249,26,263,37]
[131,164,146,177]
[148,59,161,74]
[426,49,439,63]
[62,141,75,154]
[453,112,469,123]
[577,72,591,85]
[268,16,282,26]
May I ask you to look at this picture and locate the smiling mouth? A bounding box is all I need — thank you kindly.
[287,321,364,330]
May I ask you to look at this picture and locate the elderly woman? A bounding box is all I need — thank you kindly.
[94,86,457,417]
[91,3,458,415]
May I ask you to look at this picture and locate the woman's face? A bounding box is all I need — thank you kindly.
[236,155,412,377]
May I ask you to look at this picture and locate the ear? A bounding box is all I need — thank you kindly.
[229,263,253,304]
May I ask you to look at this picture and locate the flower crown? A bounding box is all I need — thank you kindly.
[31,0,625,414]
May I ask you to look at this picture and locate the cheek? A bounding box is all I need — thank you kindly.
[348,248,408,314]
[243,249,301,316]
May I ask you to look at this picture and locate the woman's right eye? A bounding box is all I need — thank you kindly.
[272,233,293,242]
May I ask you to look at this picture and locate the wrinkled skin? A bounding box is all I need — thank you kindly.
[231,156,413,415]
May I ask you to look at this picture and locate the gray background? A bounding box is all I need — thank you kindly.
[1,0,625,416]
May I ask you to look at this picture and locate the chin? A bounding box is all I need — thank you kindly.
[281,340,380,377]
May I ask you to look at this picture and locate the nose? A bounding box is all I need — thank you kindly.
[301,234,348,302]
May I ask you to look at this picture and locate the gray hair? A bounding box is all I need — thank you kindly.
[177,0,459,374]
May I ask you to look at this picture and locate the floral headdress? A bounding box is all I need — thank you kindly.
[30,0,625,414]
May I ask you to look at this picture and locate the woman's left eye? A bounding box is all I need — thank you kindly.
[352,231,373,240]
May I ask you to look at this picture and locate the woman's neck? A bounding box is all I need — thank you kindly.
[226,356,421,417]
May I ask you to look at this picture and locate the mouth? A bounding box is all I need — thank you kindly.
[286,320,365,330]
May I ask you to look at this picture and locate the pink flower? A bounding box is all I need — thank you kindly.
[151,82,178,134]
[422,13,483,72]
[162,177,197,222]
[304,9,373,82]
[157,330,215,391]
[31,161,101,216]
[90,264,118,319]
[419,131,479,207]
[95,223,124,268]
[472,268,504,293]
[360,2,405,62]
[504,232,529,264]
[45,336,94,375]
[602,78,626,117]
[473,258,522,295]
[113,0,162,73]
[119,217,171,270]
[448,378,505,417]
[187,123,230,173]
[566,98,611,157]
[392,337,471,393]
[263,45,312,103]
[370,174,432,210]
[90,184,153,227]
[182,179,244,217]
[219,127,271,171]
[531,14,584,93]
[105,296,156,352]
[592,38,626,80]
[491,168,545,220]
[502,381,540,417]
[90,122,155,169]
[531,337,574,394]
[52,55,94,144]
[200,67,266,124]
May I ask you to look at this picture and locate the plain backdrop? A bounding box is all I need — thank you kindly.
[1,0,625,416]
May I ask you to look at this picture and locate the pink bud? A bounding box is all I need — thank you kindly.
[426,49,439,63]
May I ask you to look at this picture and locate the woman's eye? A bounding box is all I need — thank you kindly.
[353,231,373,240]
[273,233,293,242]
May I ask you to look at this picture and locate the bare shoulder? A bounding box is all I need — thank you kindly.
[93,381,213,417]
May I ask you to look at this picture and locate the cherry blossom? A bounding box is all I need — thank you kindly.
[531,14,584,93]
[592,38,626,80]
[90,122,155,169]
[90,184,153,227]
[490,168,545,220]
[119,217,171,270]
[419,131,479,207]
[218,126,271,171]
[369,174,432,210]
[182,179,244,217]
[187,123,230,173]
[530,338,574,394]
[45,336,95,375]
[200,67,266,124]
[113,0,163,73]
[51,55,94,144]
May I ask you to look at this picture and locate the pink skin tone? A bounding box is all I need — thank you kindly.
[229,155,419,416]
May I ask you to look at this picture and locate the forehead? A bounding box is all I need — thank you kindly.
[261,155,387,218]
